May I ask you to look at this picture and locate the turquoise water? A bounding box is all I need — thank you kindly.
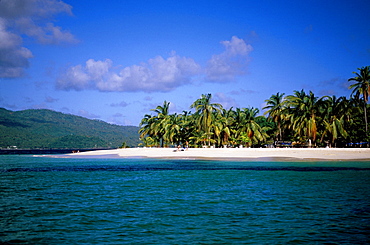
[1,155,370,244]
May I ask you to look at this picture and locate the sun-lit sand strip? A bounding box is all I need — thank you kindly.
[63,147,370,161]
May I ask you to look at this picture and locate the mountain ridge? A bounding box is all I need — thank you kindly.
[0,108,141,149]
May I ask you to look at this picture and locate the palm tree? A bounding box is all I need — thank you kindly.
[178,110,194,146]
[319,96,349,147]
[263,92,286,141]
[285,90,320,146]
[231,107,267,147]
[152,100,170,117]
[163,113,182,145]
[219,108,234,147]
[347,93,366,142]
[139,101,171,147]
[190,94,223,146]
[242,108,268,145]
[348,66,370,133]
[151,101,171,147]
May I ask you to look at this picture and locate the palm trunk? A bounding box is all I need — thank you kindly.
[364,104,368,133]
[278,121,282,141]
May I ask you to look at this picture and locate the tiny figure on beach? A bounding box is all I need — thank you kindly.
[175,144,186,151]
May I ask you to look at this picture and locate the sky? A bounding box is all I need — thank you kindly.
[0,0,369,126]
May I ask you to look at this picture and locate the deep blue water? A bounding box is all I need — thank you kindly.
[1,155,370,244]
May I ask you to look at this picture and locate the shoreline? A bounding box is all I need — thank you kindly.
[56,148,370,161]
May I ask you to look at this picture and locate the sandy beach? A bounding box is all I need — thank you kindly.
[63,147,370,161]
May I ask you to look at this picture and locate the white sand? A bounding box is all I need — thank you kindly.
[66,147,370,161]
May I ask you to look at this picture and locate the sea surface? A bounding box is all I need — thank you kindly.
[1,155,370,244]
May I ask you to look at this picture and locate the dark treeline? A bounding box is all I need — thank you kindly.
[139,66,370,148]
[0,108,141,149]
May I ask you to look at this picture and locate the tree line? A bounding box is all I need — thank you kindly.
[139,66,370,148]
[0,108,141,149]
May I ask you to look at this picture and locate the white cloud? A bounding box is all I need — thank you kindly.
[206,36,253,82]
[16,18,77,45]
[56,36,253,92]
[0,0,77,78]
[56,64,90,90]
[57,54,201,92]
[213,92,239,109]
[0,18,33,77]
[0,0,72,18]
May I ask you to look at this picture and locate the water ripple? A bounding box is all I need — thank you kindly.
[2,165,370,172]
[1,156,370,244]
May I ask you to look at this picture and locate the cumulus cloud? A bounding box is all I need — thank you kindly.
[0,18,33,77]
[57,54,201,92]
[206,36,253,82]
[15,18,77,44]
[56,36,253,93]
[0,0,77,78]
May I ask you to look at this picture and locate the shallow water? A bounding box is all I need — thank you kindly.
[1,155,370,244]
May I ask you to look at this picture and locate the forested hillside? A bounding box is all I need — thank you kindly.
[0,108,141,149]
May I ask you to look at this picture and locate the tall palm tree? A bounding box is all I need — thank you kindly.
[139,114,153,140]
[347,93,366,142]
[319,96,349,147]
[179,110,194,146]
[286,90,320,146]
[212,108,235,147]
[231,107,267,147]
[139,114,161,146]
[348,66,370,133]
[163,113,182,145]
[140,100,171,147]
[263,92,286,141]
[241,108,268,145]
[152,100,170,117]
[220,108,234,147]
[153,101,171,147]
[190,94,223,146]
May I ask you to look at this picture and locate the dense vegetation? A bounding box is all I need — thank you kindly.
[139,66,370,148]
[0,109,140,149]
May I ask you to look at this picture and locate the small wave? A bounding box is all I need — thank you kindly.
[2,165,370,172]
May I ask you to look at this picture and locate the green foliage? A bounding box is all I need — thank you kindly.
[140,94,269,148]
[348,66,370,133]
[139,77,370,148]
[0,108,141,149]
[50,135,107,149]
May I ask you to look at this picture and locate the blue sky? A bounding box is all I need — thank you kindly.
[1,0,369,126]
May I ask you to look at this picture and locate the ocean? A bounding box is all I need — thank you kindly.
[1,155,370,244]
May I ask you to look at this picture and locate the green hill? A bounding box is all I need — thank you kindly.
[0,108,141,149]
